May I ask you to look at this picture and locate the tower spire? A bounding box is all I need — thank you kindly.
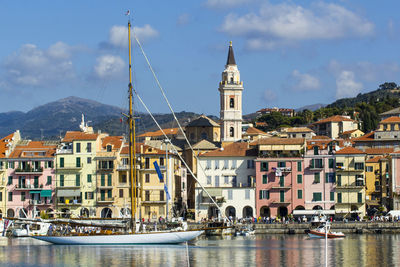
[226,41,236,65]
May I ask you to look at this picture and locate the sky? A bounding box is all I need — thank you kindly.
[1,0,400,116]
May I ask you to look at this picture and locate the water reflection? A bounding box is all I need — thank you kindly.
[0,235,399,267]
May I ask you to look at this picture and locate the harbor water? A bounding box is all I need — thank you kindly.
[0,234,399,267]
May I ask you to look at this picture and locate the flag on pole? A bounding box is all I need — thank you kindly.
[153,161,164,182]
[164,184,171,200]
[125,10,130,16]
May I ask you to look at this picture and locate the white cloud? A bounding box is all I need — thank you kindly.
[94,55,125,79]
[291,70,320,91]
[205,0,253,8]
[263,89,277,102]
[336,70,363,98]
[1,43,75,88]
[220,2,374,50]
[109,24,159,48]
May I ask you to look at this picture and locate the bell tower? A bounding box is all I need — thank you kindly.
[219,41,243,142]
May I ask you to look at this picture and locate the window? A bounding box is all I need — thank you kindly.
[337,193,342,203]
[8,176,12,185]
[336,162,344,169]
[313,192,322,201]
[259,190,270,199]
[48,161,53,168]
[145,174,150,183]
[247,160,251,169]
[47,176,52,185]
[0,192,2,201]
[261,162,268,171]
[337,174,341,186]
[76,157,81,168]
[206,160,211,169]
[76,174,80,186]
[215,175,220,187]
[329,159,334,169]
[230,97,234,108]
[245,189,250,200]
[223,160,229,169]
[145,191,150,201]
[21,192,26,201]
[121,174,127,183]
[101,174,105,186]
[231,176,237,187]
[313,146,319,155]
[106,145,112,152]
[278,162,286,168]
[8,161,14,169]
[297,161,302,171]
[297,174,302,184]
[60,175,64,187]
[247,176,252,186]
[279,177,284,187]
[262,175,268,184]
[76,142,81,153]
[119,189,124,198]
[297,190,303,199]
[354,162,364,170]
[280,190,285,202]
[160,191,164,201]
[8,192,12,201]
[87,192,94,199]
[87,143,92,152]
[145,158,150,169]
[34,176,39,188]
[207,176,212,185]
[314,173,320,183]
[229,127,234,137]
[87,174,92,183]
[330,192,334,201]
[160,157,165,167]
[311,159,323,168]
[228,189,233,200]
[60,157,64,168]
[107,189,112,198]
[366,166,373,172]
[215,160,219,169]
[107,174,112,186]
[326,173,335,183]
[87,157,91,164]
[231,160,237,169]
[224,176,229,184]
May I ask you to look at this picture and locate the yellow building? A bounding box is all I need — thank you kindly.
[138,144,180,221]
[56,130,106,218]
[94,136,124,218]
[335,147,366,218]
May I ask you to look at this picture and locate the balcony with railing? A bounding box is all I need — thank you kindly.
[29,199,52,205]
[57,199,82,205]
[57,163,83,170]
[14,184,44,190]
[97,196,115,203]
[15,167,43,174]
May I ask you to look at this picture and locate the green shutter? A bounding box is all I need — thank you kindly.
[279,177,284,187]
[298,190,302,199]
[8,176,12,185]
[297,161,302,171]
[76,157,81,167]
[259,190,263,199]
[107,190,112,198]
[87,174,92,183]
[337,175,341,186]
[76,174,80,186]
[338,193,342,203]
[329,159,334,168]
[108,174,112,186]
[314,146,319,155]
[330,192,334,201]
[314,173,320,183]
[47,176,52,185]
[101,174,105,186]
[310,159,314,168]
[60,175,64,187]
[262,175,268,184]
[60,158,64,168]
[358,192,363,203]
[85,192,88,199]
[266,191,270,199]
[297,174,302,184]
[280,191,284,202]
[325,173,329,183]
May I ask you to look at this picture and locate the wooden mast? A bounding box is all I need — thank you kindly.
[128,20,137,231]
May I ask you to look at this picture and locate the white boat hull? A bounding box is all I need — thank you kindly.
[31,230,204,245]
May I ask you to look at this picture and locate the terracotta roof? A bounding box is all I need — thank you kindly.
[138,128,180,138]
[341,129,358,135]
[8,141,57,158]
[251,137,305,146]
[245,127,267,135]
[380,116,400,123]
[312,115,356,125]
[0,133,14,158]
[312,135,331,140]
[102,136,123,150]
[364,148,394,155]
[255,122,267,127]
[186,115,219,127]
[282,127,313,133]
[366,156,383,163]
[62,131,99,142]
[335,146,365,155]
[352,131,375,142]
[200,142,257,157]
[120,143,165,155]
[191,139,219,150]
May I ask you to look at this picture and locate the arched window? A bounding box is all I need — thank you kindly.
[229,127,234,137]
[229,98,234,108]
[230,77,234,83]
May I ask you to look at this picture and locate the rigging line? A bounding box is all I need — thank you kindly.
[134,90,229,222]
[133,35,230,222]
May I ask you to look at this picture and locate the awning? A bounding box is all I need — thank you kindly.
[202,188,222,197]
[57,189,81,197]
[40,190,52,197]
[29,191,41,194]
[292,210,335,216]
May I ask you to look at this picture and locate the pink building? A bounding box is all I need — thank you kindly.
[256,158,305,218]
[303,138,337,212]
[390,151,400,210]
[6,141,57,218]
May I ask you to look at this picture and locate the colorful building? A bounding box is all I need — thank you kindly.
[254,138,305,218]
[6,140,57,218]
[334,147,366,218]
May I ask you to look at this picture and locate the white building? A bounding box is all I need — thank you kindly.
[195,142,257,220]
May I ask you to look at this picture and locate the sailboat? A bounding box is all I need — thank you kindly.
[31,19,203,245]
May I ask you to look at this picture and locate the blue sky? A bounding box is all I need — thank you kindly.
[1,0,400,116]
